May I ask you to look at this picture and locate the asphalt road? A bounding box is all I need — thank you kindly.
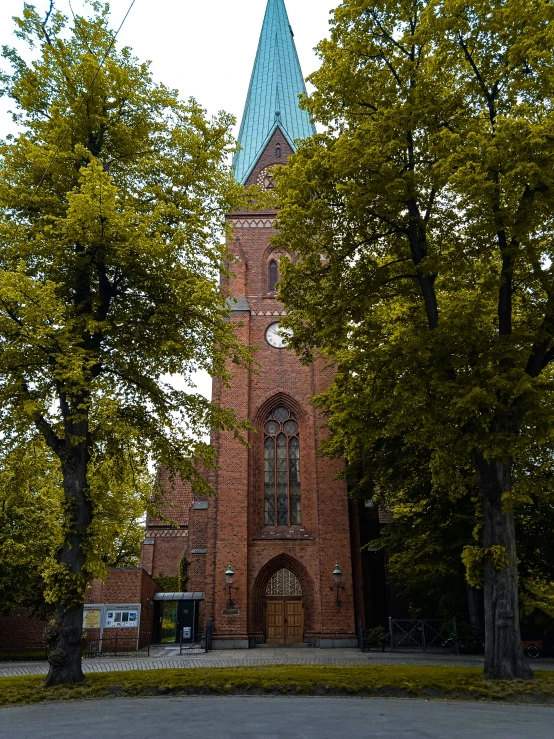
[0,697,552,739]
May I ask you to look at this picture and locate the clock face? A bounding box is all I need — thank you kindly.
[265,322,292,349]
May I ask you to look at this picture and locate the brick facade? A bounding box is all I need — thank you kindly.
[85,569,162,648]
[141,131,360,647]
[0,610,47,650]
[0,569,162,652]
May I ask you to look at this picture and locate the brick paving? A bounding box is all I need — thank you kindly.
[1,648,554,678]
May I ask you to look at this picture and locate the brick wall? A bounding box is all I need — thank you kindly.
[146,466,193,528]
[85,569,161,648]
[0,610,47,650]
[140,530,188,578]
[0,570,162,652]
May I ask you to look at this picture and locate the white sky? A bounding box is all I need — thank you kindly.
[0,0,336,402]
[0,1,336,129]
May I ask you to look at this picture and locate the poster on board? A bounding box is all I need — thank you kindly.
[83,609,101,629]
[104,609,139,628]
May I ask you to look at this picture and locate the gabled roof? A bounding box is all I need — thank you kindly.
[233,0,316,184]
[226,296,251,312]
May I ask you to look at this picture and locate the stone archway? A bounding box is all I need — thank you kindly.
[251,554,313,644]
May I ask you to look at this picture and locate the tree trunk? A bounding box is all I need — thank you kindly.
[45,604,86,686]
[471,451,533,680]
[45,444,92,687]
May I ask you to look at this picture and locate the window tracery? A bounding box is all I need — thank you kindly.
[257,167,275,190]
[265,568,302,597]
[264,407,301,526]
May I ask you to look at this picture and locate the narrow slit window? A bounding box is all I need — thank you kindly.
[268,259,278,292]
[276,145,281,158]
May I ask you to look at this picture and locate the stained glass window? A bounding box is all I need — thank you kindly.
[268,259,278,292]
[263,407,301,526]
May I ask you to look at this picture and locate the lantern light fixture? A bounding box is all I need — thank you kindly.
[225,563,237,609]
[331,563,345,606]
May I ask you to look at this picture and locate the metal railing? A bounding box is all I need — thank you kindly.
[84,632,151,658]
[359,618,459,654]
[0,632,153,661]
[0,644,49,662]
[178,620,213,655]
[389,618,459,653]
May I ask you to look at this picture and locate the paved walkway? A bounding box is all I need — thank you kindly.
[1,697,553,739]
[1,647,553,678]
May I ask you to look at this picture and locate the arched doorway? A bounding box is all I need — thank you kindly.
[265,568,304,644]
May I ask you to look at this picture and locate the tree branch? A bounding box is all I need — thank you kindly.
[370,10,411,57]
[41,1,55,47]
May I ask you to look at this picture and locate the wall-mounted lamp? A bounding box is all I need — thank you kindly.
[330,563,345,607]
[225,562,237,609]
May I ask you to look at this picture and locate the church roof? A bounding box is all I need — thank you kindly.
[233,0,316,184]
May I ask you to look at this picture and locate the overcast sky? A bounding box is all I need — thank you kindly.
[0,0,337,132]
[0,0,336,402]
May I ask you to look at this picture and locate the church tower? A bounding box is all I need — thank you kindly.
[142,0,364,648]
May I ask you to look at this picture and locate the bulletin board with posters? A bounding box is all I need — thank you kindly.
[104,606,140,628]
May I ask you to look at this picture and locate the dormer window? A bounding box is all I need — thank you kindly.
[276,145,281,158]
[268,259,278,292]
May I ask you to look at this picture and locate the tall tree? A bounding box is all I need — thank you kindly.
[0,434,150,615]
[0,437,63,617]
[353,437,554,642]
[0,2,249,685]
[349,438,482,635]
[275,0,554,679]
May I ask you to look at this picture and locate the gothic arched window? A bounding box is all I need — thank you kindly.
[276,144,282,158]
[264,407,301,526]
[268,259,278,292]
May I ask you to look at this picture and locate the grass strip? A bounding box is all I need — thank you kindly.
[1,664,554,707]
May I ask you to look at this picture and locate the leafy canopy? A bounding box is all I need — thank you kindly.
[275,0,554,585]
[0,1,251,609]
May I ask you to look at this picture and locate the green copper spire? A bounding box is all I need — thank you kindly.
[233,0,316,184]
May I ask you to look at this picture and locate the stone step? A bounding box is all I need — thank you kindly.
[255,643,314,649]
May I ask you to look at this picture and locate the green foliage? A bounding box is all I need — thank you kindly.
[364,626,389,648]
[277,0,554,495]
[1,665,554,706]
[179,556,189,592]
[359,438,554,623]
[517,499,554,619]
[152,557,189,593]
[153,574,180,593]
[0,1,251,652]
[275,0,554,676]
[0,432,149,613]
[0,438,62,616]
[357,438,476,619]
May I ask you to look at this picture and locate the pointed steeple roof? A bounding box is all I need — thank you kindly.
[233,0,316,184]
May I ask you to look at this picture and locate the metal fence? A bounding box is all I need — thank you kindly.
[1,622,214,662]
[178,620,213,655]
[389,618,458,653]
[0,644,49,662]
[0,632,153,661]
[84,632,152,658]
[358,618,459,654]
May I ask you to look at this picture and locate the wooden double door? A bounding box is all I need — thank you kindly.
[266,599,304,644]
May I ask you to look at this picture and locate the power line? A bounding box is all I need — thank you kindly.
[26,0,138,209]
